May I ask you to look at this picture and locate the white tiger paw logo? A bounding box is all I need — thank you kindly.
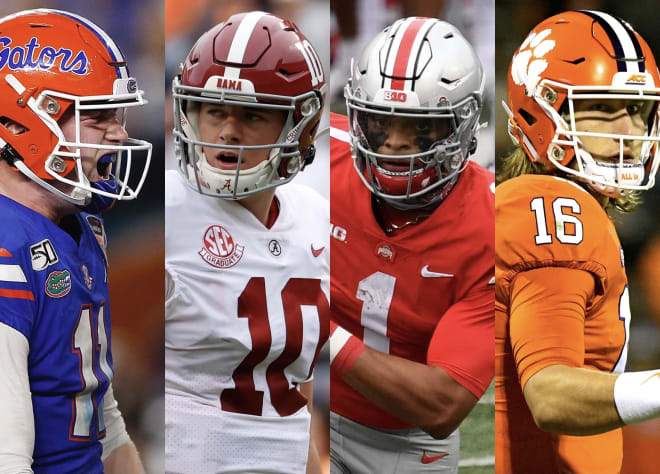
[511,28,556,95]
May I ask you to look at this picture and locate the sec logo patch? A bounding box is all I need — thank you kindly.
[198,225,244,268]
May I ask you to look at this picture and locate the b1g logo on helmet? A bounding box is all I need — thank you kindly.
[383,91,407,102]
[0,36,89,75]
[198,225,245,268]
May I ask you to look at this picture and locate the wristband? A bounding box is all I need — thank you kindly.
[614,370,660,425]
[329,322,365,377]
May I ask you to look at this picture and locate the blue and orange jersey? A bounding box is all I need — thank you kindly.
[0,194,113,473]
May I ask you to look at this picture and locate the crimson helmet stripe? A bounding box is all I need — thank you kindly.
[384,18,436,91]
[580,10,644,73]
[218,11,268,80]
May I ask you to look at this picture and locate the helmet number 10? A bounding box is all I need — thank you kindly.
[296,40,324,87]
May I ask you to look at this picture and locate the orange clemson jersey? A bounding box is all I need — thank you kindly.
[495,175,629,474]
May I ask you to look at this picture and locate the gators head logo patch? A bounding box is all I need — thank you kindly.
[45,269,72,298]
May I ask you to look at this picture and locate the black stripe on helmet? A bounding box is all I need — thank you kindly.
[578,10,643,73]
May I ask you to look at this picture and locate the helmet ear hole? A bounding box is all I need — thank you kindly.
[518,109,536,126]
[0,117,30,135]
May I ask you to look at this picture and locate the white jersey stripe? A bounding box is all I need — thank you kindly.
[223,11,268,80]
[330,127,350,143]
[586,10,641,73]
[0,265,27,283]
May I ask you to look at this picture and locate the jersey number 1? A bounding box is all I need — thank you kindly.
[356,272,396,353]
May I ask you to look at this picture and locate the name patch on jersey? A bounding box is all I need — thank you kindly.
[45,269,72,298]
[0,37,89,75]
[198,225,244,268]
[30,239,59,271]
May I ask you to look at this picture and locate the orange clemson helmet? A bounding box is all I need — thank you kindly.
[0,9,151,206]
[505,10,660,197]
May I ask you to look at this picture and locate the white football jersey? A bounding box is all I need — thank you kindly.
[165,170,330,473]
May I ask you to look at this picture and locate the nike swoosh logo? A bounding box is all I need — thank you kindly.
[311,244,325,258]
[421,265,453,278]
[421,451,448,464]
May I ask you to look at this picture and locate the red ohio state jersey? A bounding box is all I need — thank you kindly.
[329,113,495,429]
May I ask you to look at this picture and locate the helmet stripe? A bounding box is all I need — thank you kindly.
[221,11,268,80]
[580,10,644,73]
[387,18,433,91]
[407,19,437,92]
[621,19,645,73]
[41,9,129,79]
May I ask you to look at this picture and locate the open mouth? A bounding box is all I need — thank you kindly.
[97,153,116,179]
[209,151,241,170]
[376,158,426,176]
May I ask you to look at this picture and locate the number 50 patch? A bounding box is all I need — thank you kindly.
[30,239,59,271]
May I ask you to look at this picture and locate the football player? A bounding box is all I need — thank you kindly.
[496,10,660,473]
[0,8,152,474]
[165,11,329,474]
[329,17,494,472]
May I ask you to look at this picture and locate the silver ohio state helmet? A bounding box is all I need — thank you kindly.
[345,17,485,209]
